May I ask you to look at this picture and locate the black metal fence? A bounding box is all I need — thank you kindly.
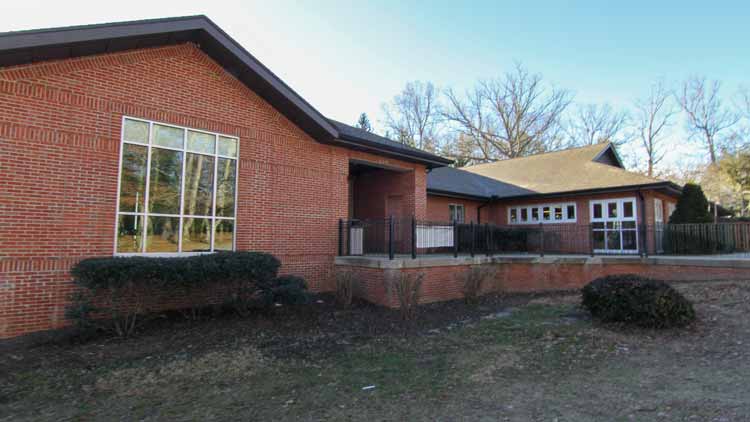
[338,218,750,259]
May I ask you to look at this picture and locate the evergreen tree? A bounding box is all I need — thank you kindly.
[356,113,372,132]
[669,183,713,224]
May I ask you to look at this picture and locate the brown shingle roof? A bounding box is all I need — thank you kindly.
[462,143,670,195]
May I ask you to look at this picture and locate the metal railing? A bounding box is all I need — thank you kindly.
[338,218,750,259]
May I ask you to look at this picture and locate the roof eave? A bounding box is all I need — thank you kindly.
[335,134,453,168]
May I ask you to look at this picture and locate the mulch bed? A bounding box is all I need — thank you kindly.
[1,290,579,375]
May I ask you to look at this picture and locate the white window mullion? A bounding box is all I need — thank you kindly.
[211,134,219,252]
[177,128,188,253]
[141,121,154,253]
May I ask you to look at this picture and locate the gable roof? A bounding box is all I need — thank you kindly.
[0,16,451,168]
[428,143,681,200]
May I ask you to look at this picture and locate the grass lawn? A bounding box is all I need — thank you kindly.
[2,280,750,421]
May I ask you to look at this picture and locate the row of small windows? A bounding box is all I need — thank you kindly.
[509,203,577,224]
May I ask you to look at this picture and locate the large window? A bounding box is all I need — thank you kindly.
[449,204,465,223]
[115,117,238,254]
[508,202,577,224]
[590,198,638,254]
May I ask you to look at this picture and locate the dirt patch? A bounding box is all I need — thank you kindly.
[3,280,750,421]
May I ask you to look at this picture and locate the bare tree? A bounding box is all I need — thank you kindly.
[634,81,678,177]
[442,63,572,163]
[381,81,442,151]
[677,76,739,163]
[567,103,631,146]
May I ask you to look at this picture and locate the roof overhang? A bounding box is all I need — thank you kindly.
[428,181,682,202]
[0,15,340,143]
[335,135,452,169]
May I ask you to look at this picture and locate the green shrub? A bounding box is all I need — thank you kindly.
[669,183,713,224]
[581,274,695,328]
[269,275,310,305]
[67,252,281,336]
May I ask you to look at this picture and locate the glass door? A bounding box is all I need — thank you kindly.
[590,198,638,254]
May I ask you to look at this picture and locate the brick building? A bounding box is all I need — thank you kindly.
[0,16,686,339]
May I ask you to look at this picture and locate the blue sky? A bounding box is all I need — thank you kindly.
[3,0,749,168]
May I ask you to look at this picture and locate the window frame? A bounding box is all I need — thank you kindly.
[507,202,577,225]
[113,116,239,256]
[449,203,466,223]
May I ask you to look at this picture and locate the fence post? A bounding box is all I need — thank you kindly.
[470,221,475,257]
[388,216,394,260]
[411,216,417,259]
[589,224,595,257]
[485,223,490,256]
[338,219,344,256]
[539,222,545,257]
[453,219,459,258]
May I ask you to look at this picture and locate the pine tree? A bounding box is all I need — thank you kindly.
[669,183,713,224]
[356,113,372,132]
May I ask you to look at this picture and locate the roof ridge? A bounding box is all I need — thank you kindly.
[464,142,611,170]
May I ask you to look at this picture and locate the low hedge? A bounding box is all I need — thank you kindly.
[67,252,310,337]
[581,274,695,328]
[70,252,281,290]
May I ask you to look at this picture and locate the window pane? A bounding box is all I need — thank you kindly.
[623,201,634,218]
[117,214,143,253]
[622,231,638,250]
[182,217,212,252]
[608,202,618,218]
[148,148,183,214]
[531,208,539,221]
[184,153,214,216]
[593,204,602,219]
[567,205,575,220]
[214,220,234,251]
[123,119,149,144]
[593,230,605,250]
[521,208,528,221]
[622,221,636,229]
[510,208,517,223]
[457,206,464,223]
[218,136,238,158]
[216,158,236,217]
[606,230,621,251]
[187,130,215,154]
[118,143,147,212]
[146,216,179,252]
[554,207,563,220]
[153,124,183,149]
[543,207,551,220]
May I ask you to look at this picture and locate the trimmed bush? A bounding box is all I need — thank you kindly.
[581,274,695,328]
[269,275,310,305]
[461,265,497,305]
[67,252,281,336]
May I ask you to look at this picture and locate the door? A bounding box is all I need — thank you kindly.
[590,198,638,254]
[386,195,406,252]
[654,198,664,253]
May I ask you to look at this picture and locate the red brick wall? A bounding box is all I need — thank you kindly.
[0,43,426,339]
[337,260,750,307]
[426,195,487,223]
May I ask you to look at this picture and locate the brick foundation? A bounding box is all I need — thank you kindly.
[335,255,750,308]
